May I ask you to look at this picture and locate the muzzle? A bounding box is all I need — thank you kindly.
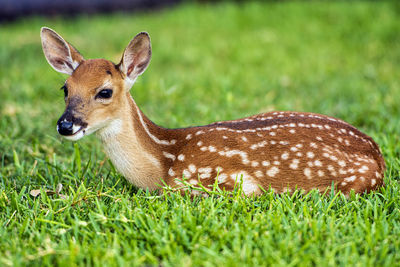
[57,111,87,137]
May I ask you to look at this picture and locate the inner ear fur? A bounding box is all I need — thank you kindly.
[40,27,84,75]
[120,32,152,81]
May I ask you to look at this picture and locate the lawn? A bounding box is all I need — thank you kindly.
[1,1,400,266]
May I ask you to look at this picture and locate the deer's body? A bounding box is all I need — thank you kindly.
[41,28,385,196]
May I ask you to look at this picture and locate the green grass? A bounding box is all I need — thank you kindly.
[1,1,400,266]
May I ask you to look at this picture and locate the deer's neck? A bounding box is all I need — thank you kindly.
[97,93,180,190]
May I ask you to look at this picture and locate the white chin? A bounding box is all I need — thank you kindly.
[58,124,88,141]
[61,125,100,141]
[63,130,85,141]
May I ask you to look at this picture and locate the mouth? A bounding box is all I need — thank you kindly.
[57,124,87,141]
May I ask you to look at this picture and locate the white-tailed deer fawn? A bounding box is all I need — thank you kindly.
[41,27,385,196]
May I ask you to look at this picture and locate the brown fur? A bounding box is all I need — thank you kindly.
[41,27,386,196]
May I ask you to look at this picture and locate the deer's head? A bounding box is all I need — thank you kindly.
[40,27,151,140]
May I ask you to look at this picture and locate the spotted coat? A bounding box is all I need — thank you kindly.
[157,111,385,195]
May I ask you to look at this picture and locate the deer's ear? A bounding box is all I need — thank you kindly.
[119,32,151,86]
[40,27,84,75]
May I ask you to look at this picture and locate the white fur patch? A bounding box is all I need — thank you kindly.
[218,173,228,183]
[344,176,357,182]
[163,152,176,161]
[251,161,259,167]
[62,127,85,141]
[289,159,299,170]
[99,120,161,189]
[338,160,346,167]
[266,167,279,177]
[230,171,260,195]
[307,152,315,158]
[188,164,196,173]
[262,161,270,167]
[183,169,191,178]
[314,160,322,167]
[198,167,212,174]
[220,149,250,165]
[304,168,312,179]
[255,170,263,178]
[359,165,369,173]
[168,168,175,176]
[281,152,289,160]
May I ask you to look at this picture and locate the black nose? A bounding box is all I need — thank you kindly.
[58,121,73,135]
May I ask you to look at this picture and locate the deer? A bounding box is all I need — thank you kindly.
[40,27,385,197]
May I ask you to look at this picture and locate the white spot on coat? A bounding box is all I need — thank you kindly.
[218,173,228,183]
[163,152,176,161]
[307,152,315,158]
[304,168,312,179]
[188,164,196,173]
[344,175,357,182]
[168,168,175,176]
[314,160,322,167]
[198,167,212,179]
[310,142,318,148]
[262,161,270,167]
[199,173,211,179]
[183,169,191,178]
[359,165,369,174]
[255,170,263,178]
[267,167,279,177]
[338,160,346,167]
[251,141,268,150]
[223,149,250,165]
[198,167,212,174]
[289,159,299,169]
[251,161,259,167]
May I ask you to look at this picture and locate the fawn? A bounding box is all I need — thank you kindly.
[40,27,385,196]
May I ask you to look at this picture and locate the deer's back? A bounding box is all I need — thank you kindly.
[167,111,385,195]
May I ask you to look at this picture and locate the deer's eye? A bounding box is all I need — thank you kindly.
[61,85,68,98]
[96,89,113,99]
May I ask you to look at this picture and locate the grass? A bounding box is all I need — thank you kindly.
[1,1,400,266]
